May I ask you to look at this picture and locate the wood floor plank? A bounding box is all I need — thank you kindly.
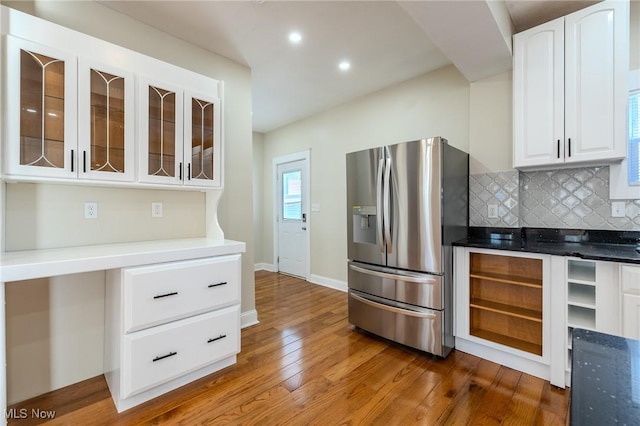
[467,365,523,425]
[8,272,569,425]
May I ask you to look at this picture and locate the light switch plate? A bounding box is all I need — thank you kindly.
[312,203,321,212]
[487,204,499,219]
[611,201,626,218]
[151,202,163,218]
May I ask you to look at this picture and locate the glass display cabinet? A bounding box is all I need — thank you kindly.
[5,36,77,179]
[78,58,134,182]
[184,90,221,188]
[138,78,183,185]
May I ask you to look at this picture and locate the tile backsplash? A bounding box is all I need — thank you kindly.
[469,166,640,230]
[469,170,519,227]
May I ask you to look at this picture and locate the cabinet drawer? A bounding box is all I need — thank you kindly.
[124,255,240,332]
[122,305,240,399]
[621,265,640,294]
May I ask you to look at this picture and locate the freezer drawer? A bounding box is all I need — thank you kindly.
[348,290,446,356]
[348,261,443,310]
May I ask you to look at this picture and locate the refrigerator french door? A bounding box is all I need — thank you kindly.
[346,137,468,357]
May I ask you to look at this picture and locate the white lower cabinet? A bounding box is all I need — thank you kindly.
[105,255,241,412]
[564,258,619,385]
[455,247,639,389]
[122,306,239,399]
[620,265,640,340]
[453,248,567,387]
[123,255,241,332]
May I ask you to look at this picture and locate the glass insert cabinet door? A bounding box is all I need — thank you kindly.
[138,78,183,185]
[4,36,78,179]
[78,58,135,182]
[183,90,222,188]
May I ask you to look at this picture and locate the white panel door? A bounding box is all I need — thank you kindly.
[277,160,308,278]
[513,17,565,169]
[564,0,628,164]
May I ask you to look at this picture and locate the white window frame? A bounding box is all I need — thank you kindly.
[610,69,640,200]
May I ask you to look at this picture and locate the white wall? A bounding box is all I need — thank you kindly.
[632,0,640,70]
[252,132,265,266]
[469,70,513,174]
[261,65,470,282]
[2,0,254,403]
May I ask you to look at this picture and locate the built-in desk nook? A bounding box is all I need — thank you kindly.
[0,238,245,420]
[0,5,247,423]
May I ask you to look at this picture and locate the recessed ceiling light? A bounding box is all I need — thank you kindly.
[288,32,302,44]
[338,60,351,72]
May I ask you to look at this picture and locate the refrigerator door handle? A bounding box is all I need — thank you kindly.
[350,292,437,319]
[349,263,438,284]
[383,157,392,253]
[376,158,385,253]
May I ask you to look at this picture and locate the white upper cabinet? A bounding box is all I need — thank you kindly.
[138,83,222,188]
[2,7,224,189]
[78,58,135,182]
[4,36,78,179]
[183,90,222,188]
[138,78,184,185]
[513,0,629,170]
[513,18,565,168]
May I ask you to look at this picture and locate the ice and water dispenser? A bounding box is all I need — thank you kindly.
[352,205,377,244]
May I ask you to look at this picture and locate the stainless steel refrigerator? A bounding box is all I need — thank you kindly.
[346,137,468,357]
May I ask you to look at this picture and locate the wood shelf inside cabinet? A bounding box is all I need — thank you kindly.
[470,298,542,322]
[469,272,542,288]
[470,329,542,355]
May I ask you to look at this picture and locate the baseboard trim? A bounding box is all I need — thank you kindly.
[308,274,347,292]
[241,309,259,328]
[254,263,275,272]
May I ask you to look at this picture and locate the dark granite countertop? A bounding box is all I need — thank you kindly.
[453,227,640,264]
[570,329,640,425]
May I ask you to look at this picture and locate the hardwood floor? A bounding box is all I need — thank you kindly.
[9,271,570,425]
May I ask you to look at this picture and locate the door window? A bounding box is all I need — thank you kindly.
[282,170,302,220]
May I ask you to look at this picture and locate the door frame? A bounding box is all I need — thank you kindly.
[272,149,311,280]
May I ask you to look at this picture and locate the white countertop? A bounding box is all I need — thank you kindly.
[0,238,246,282]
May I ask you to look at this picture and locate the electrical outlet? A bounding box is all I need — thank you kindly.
[611,201,625,218]
[487,204,499,219]
[151,202,163,218]
[84,202,98,219]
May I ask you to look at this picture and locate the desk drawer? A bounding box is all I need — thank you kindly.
[123,255,240,332]
[121,305,240,399]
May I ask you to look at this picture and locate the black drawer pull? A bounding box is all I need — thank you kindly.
[153,351,177,362]
[153,291,178,299]
[207,334,227,344]
[208,281,228,288]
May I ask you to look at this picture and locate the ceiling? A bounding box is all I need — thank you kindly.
[98,0,597,133]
